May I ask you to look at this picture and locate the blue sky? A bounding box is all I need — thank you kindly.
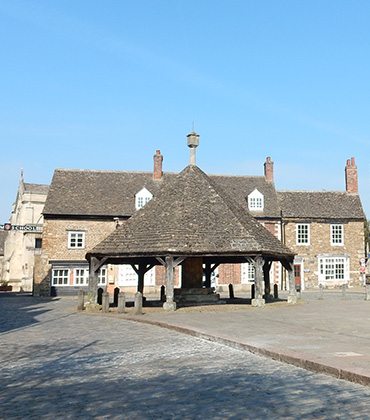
[1,0,370,222]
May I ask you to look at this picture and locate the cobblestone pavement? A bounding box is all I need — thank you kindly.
[2,294,370,419]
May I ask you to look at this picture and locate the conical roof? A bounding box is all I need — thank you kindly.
[87,165,294,259]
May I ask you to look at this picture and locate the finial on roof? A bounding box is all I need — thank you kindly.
[187,131,199,166]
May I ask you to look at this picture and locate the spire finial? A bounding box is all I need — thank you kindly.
[186,131,199,166]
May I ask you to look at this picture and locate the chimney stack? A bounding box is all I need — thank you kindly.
[264,157,274,182]
[153,150,163,180]
[345,157,358,193]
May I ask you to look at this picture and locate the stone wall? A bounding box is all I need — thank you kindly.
[33,253,52,296]
[42,218,117,261]
[284,220,365,288]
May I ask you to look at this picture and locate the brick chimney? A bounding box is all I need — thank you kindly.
[153,150,163,180]
[345,157,358,193]
[264,157,274,182]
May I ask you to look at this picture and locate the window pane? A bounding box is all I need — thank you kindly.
[297,224,309,244]
[331,225,343,244]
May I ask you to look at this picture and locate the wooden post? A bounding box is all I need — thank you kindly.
[164,257,176,311]
[157,256,185,311]
[87,256,107,304]
[251,256,265,307]
[263,261,272,298]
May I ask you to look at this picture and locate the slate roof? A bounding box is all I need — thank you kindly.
[277,191,364,220]
[24,183,49,194]
[87,165,294,259]
[43,169,177,217]
[210,175,280,218]
[43,169,280,218]
[43,167,365,223]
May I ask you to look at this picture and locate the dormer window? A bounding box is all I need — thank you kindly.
[135,188,153,210]
[248,189,264,211]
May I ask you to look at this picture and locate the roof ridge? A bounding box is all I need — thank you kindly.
[54,168,177,175]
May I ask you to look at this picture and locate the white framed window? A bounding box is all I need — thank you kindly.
[248,189,264,211]
[118,264,156,286]
[296,224,310,245]
[318,256,349,282]
[135,188,153,210]
[73,267,107,286]
[331,224,344,245]
[74,268,89,285]
[241,262,256,284]
[52,269,69,286]
[98,268,107,285]
[68,231,85,249]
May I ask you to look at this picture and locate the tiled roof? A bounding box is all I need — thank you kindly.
[210,175,280,218]
[24,183,49,194]
[277,190,364,219]
[88,165,294,258]
[43,168,365,223]
[43,169,280,218]
[43,169,177,217]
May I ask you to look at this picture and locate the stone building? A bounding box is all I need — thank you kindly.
[34,135,365,296]
[0,231,7,281]
[278,158,365,289]
[2,171,49,291]
[86,162,296,310]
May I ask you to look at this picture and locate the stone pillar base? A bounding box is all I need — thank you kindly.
[287,295,298,304]
[163,301,177,311]
[251,298,265,307]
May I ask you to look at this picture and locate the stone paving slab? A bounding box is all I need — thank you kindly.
[2,293,370,419]
[114,292,370,386]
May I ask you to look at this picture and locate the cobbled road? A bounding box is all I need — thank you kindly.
[1,294,370,420]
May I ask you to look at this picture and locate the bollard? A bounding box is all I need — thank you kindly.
[160,285,165,302]
[251,284,255,300]
[102,292,110,313]
[318,284,323,300]
[114,287,120,306]
[341,284,347,300]
[97,287,103,305]
[134,291,143,315]
[117,292,126,314]
[273,284,278,299]
[228,283,234,299]
[366,285,370,301]
[77,290,84,311]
